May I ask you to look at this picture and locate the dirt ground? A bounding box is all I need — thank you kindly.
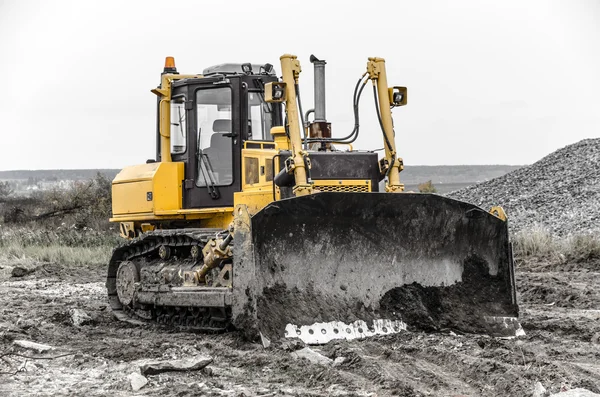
[0,257,599,397]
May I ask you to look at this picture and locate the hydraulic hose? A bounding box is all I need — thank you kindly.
[295,84,309,149]
[304,109,314,124]
[306,75,368,144]
[284,112,290,139]
[293,83,313,181]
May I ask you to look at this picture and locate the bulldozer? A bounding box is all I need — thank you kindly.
[107,54,522,344]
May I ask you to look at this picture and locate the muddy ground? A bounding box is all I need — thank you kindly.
[0,258,599,397]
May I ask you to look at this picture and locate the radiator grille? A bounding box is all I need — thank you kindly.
[313,180,371,193]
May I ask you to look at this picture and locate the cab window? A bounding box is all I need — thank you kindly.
[248,91,273,141]
[170,97,186,155]
[196,87,233,187]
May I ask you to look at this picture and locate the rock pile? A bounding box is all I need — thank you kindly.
[450,139,600,236]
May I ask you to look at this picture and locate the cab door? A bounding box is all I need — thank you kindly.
[183,79,242,209]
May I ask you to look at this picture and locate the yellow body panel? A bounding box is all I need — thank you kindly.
[112,179,154,214]
[112,162,184,217]
[270,126,289,150]
[110,207,234,222]
[241,145,279,190]
[234,190,274,215]
[232,144,281,215]
[110,162,235,235]
[202,212,235,229]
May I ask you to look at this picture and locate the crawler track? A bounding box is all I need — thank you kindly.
[106,228,233,331]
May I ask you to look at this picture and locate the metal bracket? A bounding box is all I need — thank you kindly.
[217,264,232,288]
[378,158,390,176]
[284,157,295,173]
[366,57,384,80]
[490,206,508,221]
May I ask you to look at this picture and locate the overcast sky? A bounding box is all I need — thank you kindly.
[0,0,598,170]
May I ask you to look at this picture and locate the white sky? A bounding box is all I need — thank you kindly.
[0,0,598,170]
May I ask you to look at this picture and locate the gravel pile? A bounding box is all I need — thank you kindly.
[450,138,600,236]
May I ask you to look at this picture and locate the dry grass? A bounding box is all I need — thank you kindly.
[0,175,117,266]
[0,241,111,266]
[513,226,600,262]
[563,233,600,262]
[0,224,118,266]
[512,226,557,258]
[418,180,437,193]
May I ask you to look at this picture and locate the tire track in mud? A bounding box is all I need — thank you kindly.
[327,338,483,396]
[321,326,600,396]
[518,270,600,310]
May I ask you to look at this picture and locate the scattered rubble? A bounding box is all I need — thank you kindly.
[127,372,148,391]
[533,381,547,397]
[69,308,92,327]
[138,355,213,375]
[333,356,346,366]
[13,340,54,353]
[260,332,271,348]
[11,265,36,278]
[450,138,600,236]
[278,338,305,352]
[290,347,333,365]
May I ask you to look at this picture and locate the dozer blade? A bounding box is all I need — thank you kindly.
[230,192,521,344]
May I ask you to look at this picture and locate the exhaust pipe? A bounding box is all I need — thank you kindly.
[309,55,332,150]
[310,54,327,122]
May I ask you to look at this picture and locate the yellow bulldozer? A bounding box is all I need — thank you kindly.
[106,54,521,344]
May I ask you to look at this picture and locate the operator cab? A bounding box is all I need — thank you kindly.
[159,63,282,209]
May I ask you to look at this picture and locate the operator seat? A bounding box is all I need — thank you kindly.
[202,120,232,183]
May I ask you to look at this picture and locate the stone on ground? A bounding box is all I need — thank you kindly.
[290,347,333,365]
[11,265,36,278]
[139,355,213,375]
[13,340,54,353]
[333,356,346,366]
[69,308,92,327]
[533,381,547,397]
[127,372,148,391]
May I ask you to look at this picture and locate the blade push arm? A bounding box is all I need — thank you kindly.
[366,57,405,193]
[279,54,313,197]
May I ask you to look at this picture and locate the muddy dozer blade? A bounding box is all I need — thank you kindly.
[231,192,521,344]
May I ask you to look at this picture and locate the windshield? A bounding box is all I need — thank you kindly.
[248,91,274,141]
[196,87,233,187]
